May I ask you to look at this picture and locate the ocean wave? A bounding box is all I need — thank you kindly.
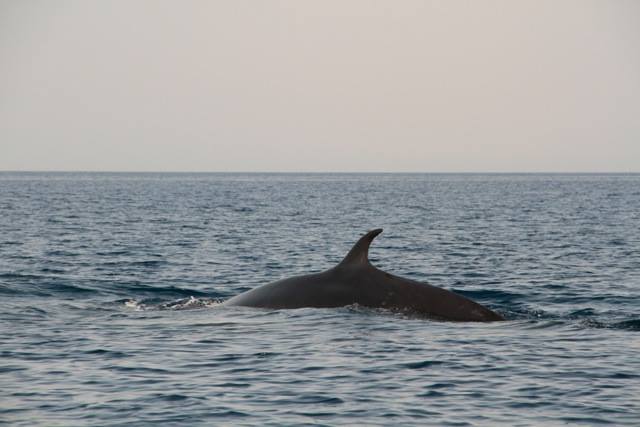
[612,319,640,330]
[452,288,524,304]
[0,277,100,297]
[580,317,640,332]
[122,296,223,311]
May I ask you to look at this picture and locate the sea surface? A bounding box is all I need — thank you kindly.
[1,172,639,426]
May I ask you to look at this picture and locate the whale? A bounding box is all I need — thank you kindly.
[225,229,504,322]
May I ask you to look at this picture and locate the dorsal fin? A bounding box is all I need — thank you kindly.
[338,228,383,267]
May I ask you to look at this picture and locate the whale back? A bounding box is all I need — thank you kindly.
[225,228,504,321]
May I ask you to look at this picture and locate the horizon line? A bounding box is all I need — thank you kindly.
[1,170,639,174]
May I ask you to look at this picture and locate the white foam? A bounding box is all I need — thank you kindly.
[123,296,221,311]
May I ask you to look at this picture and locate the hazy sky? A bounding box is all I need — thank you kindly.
[1,0,639,172]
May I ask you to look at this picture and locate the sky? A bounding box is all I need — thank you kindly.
[1,0,639,172]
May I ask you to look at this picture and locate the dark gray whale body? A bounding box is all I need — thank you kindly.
[225,229,504,322]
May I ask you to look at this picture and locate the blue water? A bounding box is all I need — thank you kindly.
[1,172,639,426]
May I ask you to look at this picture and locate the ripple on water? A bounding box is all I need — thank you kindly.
[1,173,639,426]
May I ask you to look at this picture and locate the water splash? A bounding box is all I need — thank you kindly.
[123,296,223,311]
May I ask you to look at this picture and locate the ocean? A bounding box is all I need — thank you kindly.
[1,172,639,426]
